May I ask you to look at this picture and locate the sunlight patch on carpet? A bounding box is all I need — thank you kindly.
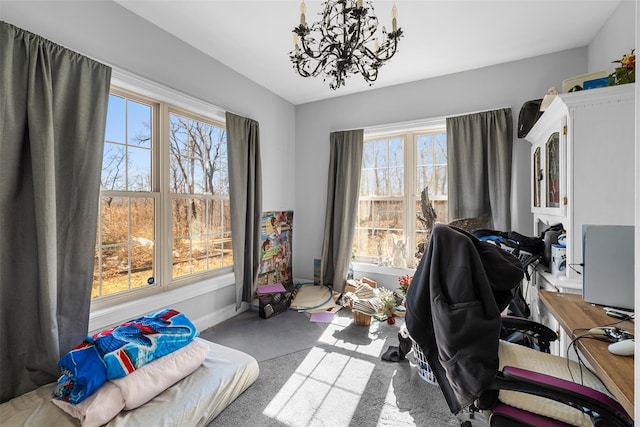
[377,370,423,424]
[317,315,388,358]
[262,346,378,425]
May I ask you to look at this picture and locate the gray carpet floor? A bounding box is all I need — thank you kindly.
[200,307,462,426]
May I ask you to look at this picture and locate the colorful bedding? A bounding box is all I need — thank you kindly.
[53,308,197,404]
[1,339,260,427]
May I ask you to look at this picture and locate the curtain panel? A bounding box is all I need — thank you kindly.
[320,129,364,293]
[446,108,513,231]
[0,22,112,402]
[226,112,263,310]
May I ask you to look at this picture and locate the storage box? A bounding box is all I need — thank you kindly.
[562,71,608,93]
[582,77,609,90]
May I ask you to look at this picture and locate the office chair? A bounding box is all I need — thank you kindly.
[405,224,632,427]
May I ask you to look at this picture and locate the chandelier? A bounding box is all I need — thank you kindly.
[290,0,403,90]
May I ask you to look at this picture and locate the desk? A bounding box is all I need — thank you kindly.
[538,290,634,419]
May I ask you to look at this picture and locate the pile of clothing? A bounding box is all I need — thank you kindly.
[341,281,383,316]
[51,308,208,426]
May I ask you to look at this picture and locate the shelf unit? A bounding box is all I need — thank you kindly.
[526,84,635,287]
[524,84,635,355]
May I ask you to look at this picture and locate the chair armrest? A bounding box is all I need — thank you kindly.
[491,366,632,427]
[501,315,558,352]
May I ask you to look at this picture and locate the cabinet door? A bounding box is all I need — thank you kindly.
[533,147,541,208]
[545,132,560,208]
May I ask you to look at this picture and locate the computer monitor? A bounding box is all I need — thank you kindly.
[582,224,634,310]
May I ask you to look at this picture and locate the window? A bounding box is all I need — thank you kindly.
[353,124,447,267]
[93,87,231,303]
[168,109,232,279]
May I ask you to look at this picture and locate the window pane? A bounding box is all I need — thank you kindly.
[416,132,447,196]
[94,196,155,298]
[128,146,151,191]
[171,196,230,279]
[127,101,151,148]
[354,127,447,265]
[101,196,127,245]
[172,237,191,278]
[105,94,125,143]
[172,198,191,239]
[353,199,403,260]
[101,143,126,191]
[361,138,404,197]
[169,112,228,196]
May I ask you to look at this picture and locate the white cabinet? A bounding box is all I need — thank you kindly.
[526,84,635,287]
[525,84,635,356]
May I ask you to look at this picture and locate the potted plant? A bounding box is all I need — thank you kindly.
[398,274,412,300]
[609,49,635,85]
[379,288,398,324]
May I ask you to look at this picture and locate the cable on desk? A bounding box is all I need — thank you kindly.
[565,336,611,394]
[565,320,627,393]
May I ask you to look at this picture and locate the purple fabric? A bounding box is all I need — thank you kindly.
[492,403,570,426]
[503,366,627,415]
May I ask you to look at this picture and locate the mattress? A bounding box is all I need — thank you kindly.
[0,338,259,426]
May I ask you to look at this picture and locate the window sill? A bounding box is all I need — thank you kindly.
[352,262,415,290]
[89,271,235,333]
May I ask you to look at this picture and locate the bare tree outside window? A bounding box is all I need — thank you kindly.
[169,112,231,280]
[353,128,447,268]
[94,91,231,302]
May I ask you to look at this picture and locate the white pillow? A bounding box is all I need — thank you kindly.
[111,338,209,410]
[51,381,125,427]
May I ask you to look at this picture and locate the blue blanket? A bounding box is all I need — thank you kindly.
[53,308,198,404]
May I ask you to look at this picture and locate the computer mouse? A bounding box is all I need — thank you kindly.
[608,339,634,356]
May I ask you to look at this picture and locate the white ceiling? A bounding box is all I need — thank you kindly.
[115,0,622,105]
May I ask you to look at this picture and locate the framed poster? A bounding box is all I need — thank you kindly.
[258,211,293,288]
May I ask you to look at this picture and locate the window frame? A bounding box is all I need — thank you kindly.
[92,70,230,309]
[354,118,447,268]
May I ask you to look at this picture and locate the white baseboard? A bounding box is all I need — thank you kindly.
[191,302,250,332]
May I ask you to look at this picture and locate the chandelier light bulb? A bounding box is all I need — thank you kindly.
[300,1,307,26]
[392,3,398,31]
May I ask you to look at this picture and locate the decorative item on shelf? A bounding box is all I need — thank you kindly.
[539,87,559,112]
[392,236,407,268]
[290,0,403,90]
[609,49,635,85]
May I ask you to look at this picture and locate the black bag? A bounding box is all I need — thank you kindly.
[517,99,544,138]
[258,291,290,319]
[472,229,543,281]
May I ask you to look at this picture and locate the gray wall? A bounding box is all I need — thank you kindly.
[2,0,296,331]
[2,0,635,329]
[293,0,636,284]
[292,49,586,282]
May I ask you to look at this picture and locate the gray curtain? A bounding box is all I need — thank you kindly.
[320,129,364,293]
[0,22,111,402]
[226,112,262,310]
[446,108,513,231]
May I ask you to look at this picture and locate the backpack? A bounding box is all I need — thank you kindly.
[517,99,544,138]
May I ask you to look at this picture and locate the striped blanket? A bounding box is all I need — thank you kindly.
[53,308,198,404]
